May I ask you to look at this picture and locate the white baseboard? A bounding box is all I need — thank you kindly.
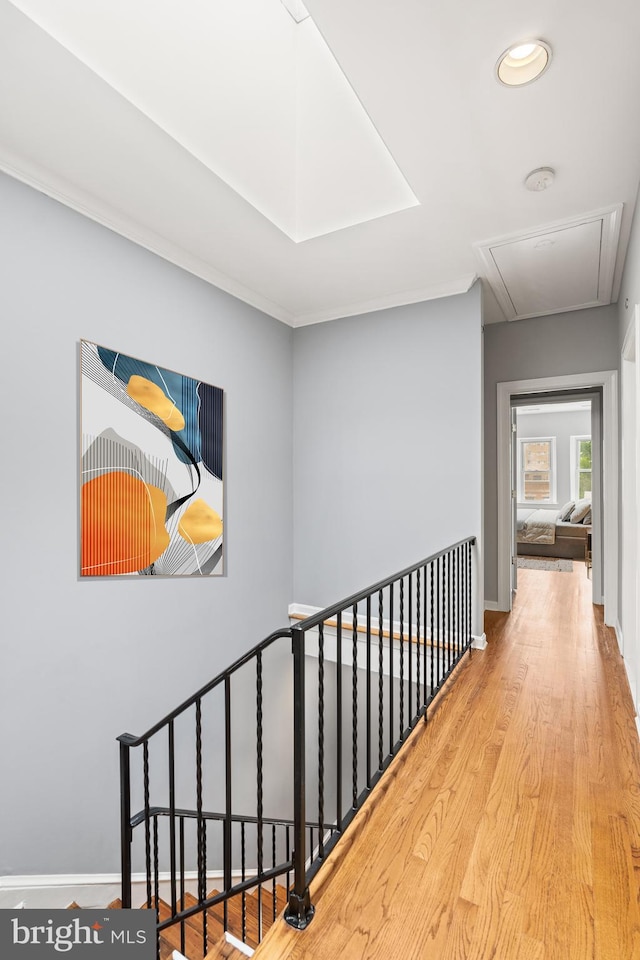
[484,600,499,612]
[0,870,250,911]
[472,633,487,650]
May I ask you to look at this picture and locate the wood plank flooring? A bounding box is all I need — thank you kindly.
[256,563,640,960]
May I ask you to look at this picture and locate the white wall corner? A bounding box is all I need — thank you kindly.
[484,600,499,612]
[472,633,488,650]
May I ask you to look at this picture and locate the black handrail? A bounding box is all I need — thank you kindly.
[296,536,475,630]
[118,537,477,956]
[118,627,292,747]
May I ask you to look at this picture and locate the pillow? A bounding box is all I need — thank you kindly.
[559,500,575,521]
[570,498,591,523]
[581,510,592,525]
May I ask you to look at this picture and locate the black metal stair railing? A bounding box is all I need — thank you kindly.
[117,536,476,957]
[284,536,476,929]
[118,627,303,959]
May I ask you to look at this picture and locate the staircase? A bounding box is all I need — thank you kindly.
[106,885,288,960]
[117,537,477,960]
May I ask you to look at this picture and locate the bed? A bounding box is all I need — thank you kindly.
[517,501,591,560]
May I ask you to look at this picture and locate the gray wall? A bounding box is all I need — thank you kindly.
[292,284,483,615]
[1,172,485,884]
[484,304,619,605]
[515,407,591,508]
[0,173,294,877]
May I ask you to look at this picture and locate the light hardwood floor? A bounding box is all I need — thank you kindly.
[255,563,640,960]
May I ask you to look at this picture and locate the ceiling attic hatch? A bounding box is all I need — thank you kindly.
[474,205,623,321]
[8,0,418,243]
[280,0,311,23]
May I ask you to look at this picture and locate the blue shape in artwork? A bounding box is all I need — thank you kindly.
[98,347,202,466]
[198,382,223,481]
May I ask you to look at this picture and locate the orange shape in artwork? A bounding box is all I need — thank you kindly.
[81,471,170,575]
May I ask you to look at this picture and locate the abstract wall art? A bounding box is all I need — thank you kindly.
[80,340,224,577]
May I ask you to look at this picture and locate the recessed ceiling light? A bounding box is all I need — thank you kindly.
[496,40,552,86]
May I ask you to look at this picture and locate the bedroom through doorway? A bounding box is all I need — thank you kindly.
[511,389,602,604]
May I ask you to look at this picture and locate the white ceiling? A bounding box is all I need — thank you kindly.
[1,0,640,327]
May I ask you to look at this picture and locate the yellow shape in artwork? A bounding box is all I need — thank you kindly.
[178,499,223,544]
[127,375,186,431]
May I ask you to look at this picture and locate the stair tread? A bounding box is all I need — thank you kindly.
[205,885,287,949]
[152,897,226,960]
[116,882,288,960]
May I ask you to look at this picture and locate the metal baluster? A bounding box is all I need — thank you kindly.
[224,676,232,931]
[423,566,428,713]
[453,548,457,665]
[153,814,159,919]
[179,818,185,958]
[152,813,159,960]
[256,652,264,877]
[458,547,464,656]
[461,543,466,650]
[399,578,404,741]
[143,741,151,909]
[415,570,420,718]
[241,822,247,943]
[366,595,372,788]
[378,590,384,770]
[438,556,443,688]
[352,603,358,808]
[318,622,325,859]
[469,540,473,652]
[272,824,277,922]
[195,699,206,907]
[389,583,394,755]
[409,572,413,728]
[119,737,133,910]
[285,825,291,898]
[201,827,208,951]
[444,551,448,673]
[447,551,452,673]
[458,546,465,656]
[285,625,313,930]
[336,612,343,829]
[168,721,177,916]
[430,563,435,711]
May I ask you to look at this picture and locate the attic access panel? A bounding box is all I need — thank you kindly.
[475,205,623,322]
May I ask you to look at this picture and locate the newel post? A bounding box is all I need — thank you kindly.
[118,734,136,909]
[284,624,315,930]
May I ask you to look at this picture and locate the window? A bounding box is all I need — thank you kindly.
[571,436,592,501]
[518,437,557,503]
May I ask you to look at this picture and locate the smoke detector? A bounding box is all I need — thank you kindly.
[524,167,555,192]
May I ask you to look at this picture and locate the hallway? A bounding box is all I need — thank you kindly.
[257,563,640,959]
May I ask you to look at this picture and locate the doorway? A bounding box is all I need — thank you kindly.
[511,391,601,604]
[496,370,618,626]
